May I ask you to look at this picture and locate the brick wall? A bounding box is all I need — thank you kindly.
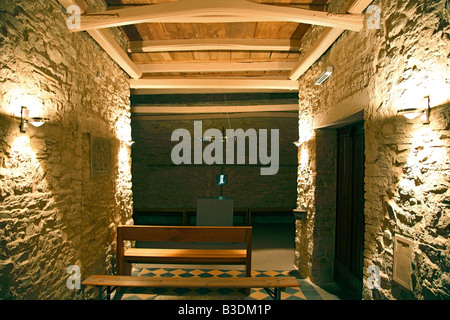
[132,116,298,214]
[0,0,133,299]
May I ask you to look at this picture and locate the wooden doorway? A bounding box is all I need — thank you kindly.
[334,121,365,298]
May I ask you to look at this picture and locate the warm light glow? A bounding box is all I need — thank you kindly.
[11,135,31,151]
[9,136,37,169]
[298,113,314,145]
[397,98,429,123]
[28,120,45,127]
[116,145,133,205]
[118,146,129,168]
[10,93,44,118]
[396,68,449,113]
[403,125,449,203]
[402,112,421,120]
[116,118,133,144]
[299,146,309,167]
[28,117,49,127]
[118,146,132,181]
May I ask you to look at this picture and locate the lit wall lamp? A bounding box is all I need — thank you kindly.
[123,140,135,146]
[314,66,333,85]
[20,106,49,132]
[397,96,430,124]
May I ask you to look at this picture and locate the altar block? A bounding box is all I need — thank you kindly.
[196,197,234,226]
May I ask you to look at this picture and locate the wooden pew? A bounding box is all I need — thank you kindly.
[82,274,300,300]
[117,225,252,278]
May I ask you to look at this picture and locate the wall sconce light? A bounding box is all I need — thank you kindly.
[20,107,49,132]
[314,66,333,85]
[398,96,430,124]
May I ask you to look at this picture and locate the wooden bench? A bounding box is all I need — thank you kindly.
[117,225,252,278]
[82,274,300,300]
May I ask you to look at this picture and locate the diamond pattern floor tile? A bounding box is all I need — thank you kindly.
[112,267,322,301]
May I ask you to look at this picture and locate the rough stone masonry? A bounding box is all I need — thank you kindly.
[0,0,133,299]
[294,0,449,299]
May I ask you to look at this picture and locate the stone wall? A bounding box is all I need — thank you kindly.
[0,0,133,299]
[132,116,298,215]
[295,0,449,299]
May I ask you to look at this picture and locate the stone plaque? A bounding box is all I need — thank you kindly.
[90,136,112,177]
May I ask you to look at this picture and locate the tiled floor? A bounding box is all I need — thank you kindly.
[111,267,325,300]
[110,223,347,300]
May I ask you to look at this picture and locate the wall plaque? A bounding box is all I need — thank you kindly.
[91,136,112,177]
[393,234,414,290]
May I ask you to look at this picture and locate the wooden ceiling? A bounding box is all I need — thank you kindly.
[60,0,371,101]
[104,0,328,81]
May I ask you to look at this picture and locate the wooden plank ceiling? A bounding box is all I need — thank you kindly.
[104,0,328,83]
[60,0,372,115]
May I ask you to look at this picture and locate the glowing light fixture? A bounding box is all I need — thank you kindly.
[20,106,49,132]
[314,66,333,85]
[216,174,228,186]
[29,117,48,127]
[397,96,430,124]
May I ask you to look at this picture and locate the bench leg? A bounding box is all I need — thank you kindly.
[97,286,116,300]
[121,262,132,275]
[264,288,283,300]
[275,288,281,300]
[105,286,118,300]
[245,264,251,295]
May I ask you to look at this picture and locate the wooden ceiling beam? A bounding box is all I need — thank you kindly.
[137,61,297,73]
[132,88,295,94]
[128,39,301,53]
[58,0,88,13]
[289,27,343,80]
[74,0,364,32]
[130,78,299,91]
[88,29,142,79]
[57,0,142,79]
[132,112,298,121]
[131,104,299,114]
[289,0,374,80]
[107,3,328,11]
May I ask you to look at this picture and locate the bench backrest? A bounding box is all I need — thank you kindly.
[117,225,252,248]
[116,225,253,275]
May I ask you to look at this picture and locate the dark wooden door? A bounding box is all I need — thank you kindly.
[334,121,365,298]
